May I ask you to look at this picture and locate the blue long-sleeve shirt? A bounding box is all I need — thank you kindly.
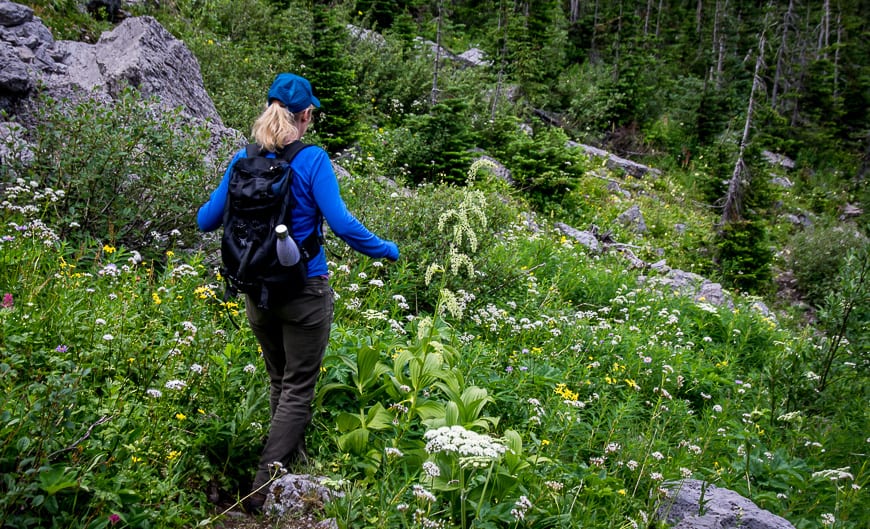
[197,145,399,277]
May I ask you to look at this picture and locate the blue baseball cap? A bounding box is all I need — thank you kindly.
[267,73,321,113]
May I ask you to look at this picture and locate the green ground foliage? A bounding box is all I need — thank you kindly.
[2,0,868,527]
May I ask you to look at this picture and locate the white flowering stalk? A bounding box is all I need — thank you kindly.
[425,186,489,322]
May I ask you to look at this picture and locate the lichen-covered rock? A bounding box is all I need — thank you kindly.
[264,474,342,528]
[657,480,796,529]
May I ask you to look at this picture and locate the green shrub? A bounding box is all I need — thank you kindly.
[783,224,869,307]
[1,90,213,260]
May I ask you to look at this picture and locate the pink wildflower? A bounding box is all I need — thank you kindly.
[1,293,12,309]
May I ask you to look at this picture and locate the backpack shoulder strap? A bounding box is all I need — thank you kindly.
[276,140,310,163]
[244,143,262,158]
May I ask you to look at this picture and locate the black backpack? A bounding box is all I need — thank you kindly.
[220,140,321,309]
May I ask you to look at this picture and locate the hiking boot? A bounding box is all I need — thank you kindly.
[242,492,266,515]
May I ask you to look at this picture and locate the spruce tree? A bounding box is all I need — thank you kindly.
[302,5,362,152]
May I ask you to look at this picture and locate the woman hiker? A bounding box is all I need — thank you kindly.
[197,73,400,513]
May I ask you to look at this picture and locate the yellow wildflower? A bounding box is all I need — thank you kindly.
[175,413,186,421]
[103,245,116,254]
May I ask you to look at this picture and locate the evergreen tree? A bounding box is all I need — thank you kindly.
[302,5,362,152]
[397,98,477,184]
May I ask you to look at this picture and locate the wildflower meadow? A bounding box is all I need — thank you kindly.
[1,143,867,529]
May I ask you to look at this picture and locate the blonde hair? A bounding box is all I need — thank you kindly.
[251,102,301,152]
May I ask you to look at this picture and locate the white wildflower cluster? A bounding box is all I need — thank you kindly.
[545,480,564,492]
[10,219,60,246]
[510,495,533,521]
[821,513,835,526]
[412,485,437,503]
[243,363,256,373]
[174,321,197,346]
[149,231,168,246]
[98,263,121,278]
[189,363,203,374]
[362,309,389,321]
[170,264,198,278]
[777,411,803,423]
[164,379,187,390]
[146,389,162,398]
[654,387,673,400]
[470,303,509,332]
[677,440,702,455]
[423,425,507,460]
[344,298,362,311]
[457,332,474,344]
[527,398,545,425]
[412,509,446,529]
[390,318,408,334]
[385,447,404,458]
[422,461,440,477]
[393,294,410,310]
[812,467,854,482]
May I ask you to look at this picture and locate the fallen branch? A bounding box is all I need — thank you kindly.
[48,415,113,461]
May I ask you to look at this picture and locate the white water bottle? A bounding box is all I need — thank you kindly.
[275,224,300,266]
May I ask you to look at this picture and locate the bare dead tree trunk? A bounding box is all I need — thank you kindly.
[491,0,508,120]
[430,0,443,106]
[818,0,830,58]
[614,0,623,82]
[644,0,653,36]
[696,0,703,36]
[711,0,727,89]
[833,11,841,98]
[591,0,600,62]
[721,34,766,225]
[569,0,580,23]
[655,0,664,38]
[771,0,794,110]
[716,35,726,89]
[712,0,720,56]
